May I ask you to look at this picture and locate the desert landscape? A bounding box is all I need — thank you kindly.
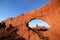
[0,0,60,40]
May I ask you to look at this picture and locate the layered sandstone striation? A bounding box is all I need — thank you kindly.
[0,0,60,40]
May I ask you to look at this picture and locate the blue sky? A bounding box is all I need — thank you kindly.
[29,19,50,28]
[0,0,49,22]
[0,0,50,28]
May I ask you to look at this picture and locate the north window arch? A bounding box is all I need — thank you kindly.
[27,19,50,29]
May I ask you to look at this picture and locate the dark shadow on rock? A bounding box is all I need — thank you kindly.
[0,23,26,40]
[0,23,6,29]
[39,28,48,31]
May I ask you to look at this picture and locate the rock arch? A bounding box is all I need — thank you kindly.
[0,0,60,40]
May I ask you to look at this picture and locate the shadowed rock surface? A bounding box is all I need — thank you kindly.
[0,0,60,40]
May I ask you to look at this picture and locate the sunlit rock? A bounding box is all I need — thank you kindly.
[0,0,60,40]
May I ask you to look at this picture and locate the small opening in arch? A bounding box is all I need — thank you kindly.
[28,19,50,29]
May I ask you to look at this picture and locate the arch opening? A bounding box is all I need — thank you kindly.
[28,19,50,29]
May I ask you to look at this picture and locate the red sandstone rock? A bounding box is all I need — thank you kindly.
[0,0,60,40]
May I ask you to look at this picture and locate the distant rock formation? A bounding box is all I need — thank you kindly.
[0,0,60,40]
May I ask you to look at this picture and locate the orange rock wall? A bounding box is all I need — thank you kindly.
[0,0,60,40]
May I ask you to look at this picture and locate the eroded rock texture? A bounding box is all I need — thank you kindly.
[0,0,60,40]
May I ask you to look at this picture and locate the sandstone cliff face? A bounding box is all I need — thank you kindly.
[0,0,60,40]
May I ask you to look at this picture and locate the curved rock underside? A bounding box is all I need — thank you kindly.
[0,0,60,40]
